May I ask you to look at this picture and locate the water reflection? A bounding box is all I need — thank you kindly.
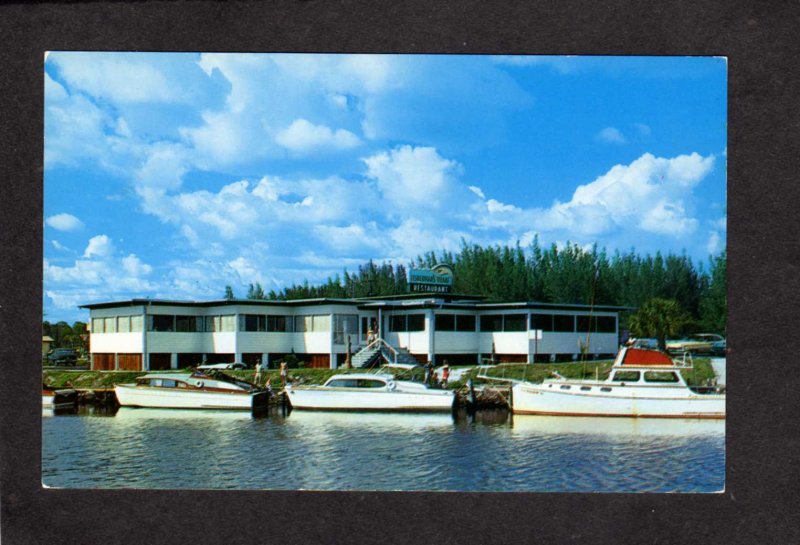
[284,410,456,429]
[511,415,725,438]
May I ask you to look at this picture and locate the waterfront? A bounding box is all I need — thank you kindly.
[43,408,724,492]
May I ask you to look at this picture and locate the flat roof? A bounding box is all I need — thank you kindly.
[80,296,632,312]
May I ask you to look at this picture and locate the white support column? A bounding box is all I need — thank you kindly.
[330,312,337,369]
[426,309,435,364]
[170,353,178,370]
[114,353,119,371]
[261,353,269,370]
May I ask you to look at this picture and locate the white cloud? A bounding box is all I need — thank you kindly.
[706,230,722,255]
[313,223,385,253]
[46,213,84,232]
[596,127,627,144]
[84,235,115,258]
[51,54,184,103]
[468,186,485,199]
[363,145,461,210]
[51,240,69,252]
[275,119,361,154]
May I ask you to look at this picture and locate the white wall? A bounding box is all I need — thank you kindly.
[90,333,142,353]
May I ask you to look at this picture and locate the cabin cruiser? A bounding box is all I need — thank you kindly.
[511,347,725,419]
[284,368,455,412]
[114,369,269,411]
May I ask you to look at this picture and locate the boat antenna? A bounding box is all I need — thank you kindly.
[582,259,601,377]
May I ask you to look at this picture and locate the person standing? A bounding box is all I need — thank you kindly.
[254,360,262,385]
[280,361,288,387]
[442,361,450,387]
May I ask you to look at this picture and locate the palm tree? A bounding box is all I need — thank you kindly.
[627,298,690,352]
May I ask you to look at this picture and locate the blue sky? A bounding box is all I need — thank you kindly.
[43,53,727,323]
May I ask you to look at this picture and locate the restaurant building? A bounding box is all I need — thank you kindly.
[80,293,628,371]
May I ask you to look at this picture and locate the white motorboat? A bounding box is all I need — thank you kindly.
[285,372,456,412]
[511,347,725,419]
[114,370,269,411]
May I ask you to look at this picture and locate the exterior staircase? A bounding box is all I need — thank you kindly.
[350,339,422,368]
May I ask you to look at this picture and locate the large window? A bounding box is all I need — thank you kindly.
[389,314,426,332]
[596,316,617,333]
[436,314,476,332]
[456,315,476,332]
[240,314,267,332]
[205,315,236,332]
[92,318,104,334]
[149,315,175,332]
[267,315,293,332]
[504,314,527,332]
[294,314,329,333]
[104,316,116,333]
[176,315,203,332]
[333,314,358,344]
[576,315,617,333]
[553,314,575,332]
[530,313,554,332]
[435,314,455,331]
[130,315,143,332]
[118,316,131,333]
[480,315,503,332]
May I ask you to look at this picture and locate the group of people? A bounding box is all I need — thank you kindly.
[424,360,450,388]
[253,360,289,389]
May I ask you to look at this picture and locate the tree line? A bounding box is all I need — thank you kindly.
[43,320,89,353]
[226,239,727,335]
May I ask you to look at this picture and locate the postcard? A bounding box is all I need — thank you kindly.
[42,53,726,492]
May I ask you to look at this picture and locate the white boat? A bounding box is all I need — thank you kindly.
[42,386,77,411]
[511,347,725,419]
[114,370,269,411]
[285,372,456,412]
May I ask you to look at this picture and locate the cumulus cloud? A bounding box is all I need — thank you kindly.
[363,145,461,210]
[50,53,185,103]
[275,119,361,154]
[46,213,84,232]
[596,127,627,144]
[84,235,115,258]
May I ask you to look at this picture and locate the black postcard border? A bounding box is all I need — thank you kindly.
[2,1,799,544]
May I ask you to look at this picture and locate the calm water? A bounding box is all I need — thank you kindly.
[42,408,725,492]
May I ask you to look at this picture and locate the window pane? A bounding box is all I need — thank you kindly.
[407,314,425,332]
[357,379,386,388]
[504,314,526,332]
[104,317,116,333]
[130,315,143,332]
[553,314,574,332]
[612,371,640,382]
[176,315,199,332]
[480,315,503,332]
[530,313,553,332]
[151,315,174,332]
[456,315,476,332]
[333,314,358,344]
[644,371,679,383]
[312,315,330,332]
[92,318,104,334]
[389,315,406,332]
[118,316,130,333]
[295,315,310,332]
[220,315,235,332]
[436,314,455,331]
[596,316,616,333]
[242,314,260,332]
[576,315,594,333]
[205,316,216,332]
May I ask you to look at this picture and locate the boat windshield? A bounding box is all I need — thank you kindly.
[326,378,387,389]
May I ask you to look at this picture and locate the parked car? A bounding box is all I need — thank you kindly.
[47,348,79,366]
[710,338,726,357]
[197,362,248,371]
[666,333,724,355]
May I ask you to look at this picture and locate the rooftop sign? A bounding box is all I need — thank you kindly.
[408,264,454,293]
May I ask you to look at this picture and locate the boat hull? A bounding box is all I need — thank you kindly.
[285,388,455,412]
[114,384,266,411]
[511,383,725,419]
